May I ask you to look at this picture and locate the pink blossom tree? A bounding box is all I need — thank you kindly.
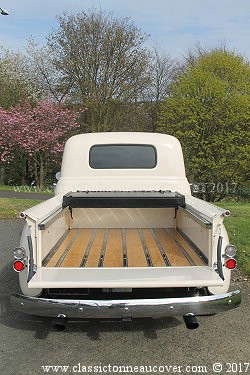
[0,99,81,187]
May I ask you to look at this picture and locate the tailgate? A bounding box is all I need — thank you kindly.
[28,266,223,289]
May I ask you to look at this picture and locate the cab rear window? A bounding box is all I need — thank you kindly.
[89,144,157,169]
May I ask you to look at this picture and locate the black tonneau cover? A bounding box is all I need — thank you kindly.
[62,191,185,208]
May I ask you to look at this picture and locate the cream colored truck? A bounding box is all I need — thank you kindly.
[11,132,241,329]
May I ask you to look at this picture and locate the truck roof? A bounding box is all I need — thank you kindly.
[65,132,180,146]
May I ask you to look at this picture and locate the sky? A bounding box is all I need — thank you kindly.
[0,0,250,60]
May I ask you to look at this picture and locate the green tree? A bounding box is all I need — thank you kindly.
[0,49,41,109]
[145,46,176,132]
[0,49,43,184]
[42,9,151,131]
[158,48,250,201]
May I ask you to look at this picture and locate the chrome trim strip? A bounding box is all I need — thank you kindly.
[150,229,171,266]
[217,236,224,280]
[122,229,128,267]
[80,229,96,267]
[56,231,79,267]
[27,235,36,282]
[138,229,153,267]
[10,290,241,319]
[165,228,195,266]
[98,229,109,267]
[42,231,70,267]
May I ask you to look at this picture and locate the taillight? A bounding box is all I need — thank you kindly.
[225,258,237,270]
[224,244,237,270]
[13,260,25,272]
[225,244,237,258]
[13,246,26,272]
[13,247,26,259]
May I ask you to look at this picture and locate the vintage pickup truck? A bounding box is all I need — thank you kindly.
[11,132,241,329]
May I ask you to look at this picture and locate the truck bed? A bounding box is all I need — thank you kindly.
[43,228,206,268]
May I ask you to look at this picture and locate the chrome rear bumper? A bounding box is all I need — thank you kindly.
[11,290,241,319]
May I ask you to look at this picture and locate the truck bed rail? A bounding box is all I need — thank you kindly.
[62,191,185,208]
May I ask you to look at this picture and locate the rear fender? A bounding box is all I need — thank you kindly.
[208,224,231,295]
[18,223,43,297]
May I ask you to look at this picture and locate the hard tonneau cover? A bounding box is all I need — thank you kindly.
[62,191,185,208]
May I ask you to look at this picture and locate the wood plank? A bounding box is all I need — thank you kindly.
[60,229,93,267]
[170,229,205,266]
[153,228,191,266]
[46,230,78,267]
[103,229,123,267]
[85,229,104,267]
[126,229,147,267]
[142,229,166,267]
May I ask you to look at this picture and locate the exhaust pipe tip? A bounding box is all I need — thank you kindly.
[54,314,68,331]
[121,316,133,330]
[183,314,199,330]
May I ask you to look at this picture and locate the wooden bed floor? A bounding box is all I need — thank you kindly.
[43,228,206,268]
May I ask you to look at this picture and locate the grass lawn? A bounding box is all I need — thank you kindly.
[0,197,249,275]
[214,200,250,276]
[0,185,15,191]
[0,184,53,194]
[0,198,41,218]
